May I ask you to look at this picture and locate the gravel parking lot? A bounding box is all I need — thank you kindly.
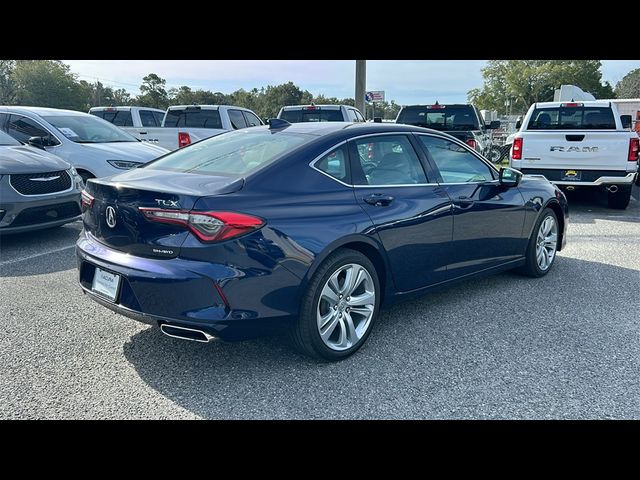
[1,186,638,419]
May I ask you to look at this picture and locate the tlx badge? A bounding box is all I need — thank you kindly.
[155,199,179,208]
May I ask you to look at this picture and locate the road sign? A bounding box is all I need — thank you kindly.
[365,91,385,103]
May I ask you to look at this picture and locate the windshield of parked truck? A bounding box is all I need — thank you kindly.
[397,105,479,131]
[527,106,616,130]
[163,108,223,129]
[42,115,138,143]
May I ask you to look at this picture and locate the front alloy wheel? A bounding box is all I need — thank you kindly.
[535,215,558,271]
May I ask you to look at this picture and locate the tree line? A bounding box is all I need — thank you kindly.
[468,60,640,115]
[0,60,402,120]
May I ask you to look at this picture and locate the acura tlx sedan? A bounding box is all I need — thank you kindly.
[76,120,568,361]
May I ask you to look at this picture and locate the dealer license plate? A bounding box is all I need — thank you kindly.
[91,267,121,302]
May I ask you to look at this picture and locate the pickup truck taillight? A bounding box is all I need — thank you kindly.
[629,137,639,161]
[512,137,523,160]
[178,132,191,148]
[465,139,477,149]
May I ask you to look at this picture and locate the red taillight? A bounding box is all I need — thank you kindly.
[628,137,639,161]
[178,132,191,148]
[427,104,445,109]
[303,106,318,110]
[139,208,264,242]
[81,190,94,210]
[561,103,583,108]
[465,139,477,149]
[512,137,523,160]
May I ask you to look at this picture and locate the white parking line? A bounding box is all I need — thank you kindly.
[0,244,76,266]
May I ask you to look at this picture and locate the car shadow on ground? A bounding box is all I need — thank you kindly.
[122,255,640,419]
[564,184,640,224]
[0,222,81,277]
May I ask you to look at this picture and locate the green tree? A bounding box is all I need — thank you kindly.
[258,82,313,118]
[137,73,169,109]
[112,88,132,106]
[469,60,615,115]
[12,60,87,110]
[0,60,17,104]
[615,68,640,99]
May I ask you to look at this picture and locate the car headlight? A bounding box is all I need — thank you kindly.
[107,160,144,170]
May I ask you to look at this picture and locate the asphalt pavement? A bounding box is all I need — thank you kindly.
[0,186,638,419]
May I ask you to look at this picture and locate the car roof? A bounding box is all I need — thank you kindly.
[167,105,254,111]
[252,121,447,139]
[533,101,612,108]
[89,106,165,112]
[401,103,473,108]
[0,106,93,117]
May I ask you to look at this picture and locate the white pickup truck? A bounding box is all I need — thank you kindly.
[89,105,263,151]
[510,101,639,209]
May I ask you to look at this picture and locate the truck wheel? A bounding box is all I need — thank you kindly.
[488,146,502,164]
[607,185,632,209]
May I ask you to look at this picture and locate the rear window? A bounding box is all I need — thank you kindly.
[527,106,616,130]
[163,108,222,129]
[279,108,344,123]
[397,105,479,131]
[144,129,311,176]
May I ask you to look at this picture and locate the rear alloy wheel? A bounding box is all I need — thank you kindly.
[607,185,632,210]
[517,207,559,277]
[290,249,380,361]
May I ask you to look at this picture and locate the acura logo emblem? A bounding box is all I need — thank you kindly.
[105,206,117,228]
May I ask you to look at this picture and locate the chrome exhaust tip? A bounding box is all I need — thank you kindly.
[607,185,619,193]
[160,323,215,343]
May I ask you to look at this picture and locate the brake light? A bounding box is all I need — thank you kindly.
[561,103,583,107]
[465,139,477,149]
[303,106,318,110]
[139,208,264,242]
[512,137,523,160]
[629,137,639,161]
[427,104,445,109]
[178,132,191,148]
[81,190,94,210]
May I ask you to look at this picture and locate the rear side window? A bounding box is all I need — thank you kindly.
[163,109,222,129]
[527,106,616,130]
[228,109,247,129]
[315,146,349,182]
[279,108,344,123]
[397,105,479,131]
[139,110,160,127]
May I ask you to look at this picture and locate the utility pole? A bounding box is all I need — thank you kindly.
[355,60,366,118]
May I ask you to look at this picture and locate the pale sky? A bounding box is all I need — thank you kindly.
[63,60,640,104]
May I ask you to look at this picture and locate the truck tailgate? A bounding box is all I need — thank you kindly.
[520,131,631,170]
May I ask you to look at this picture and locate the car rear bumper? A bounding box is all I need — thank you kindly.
[521,169,637,186]
[75,230,300,339]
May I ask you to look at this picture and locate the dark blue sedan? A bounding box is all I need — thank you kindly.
[76,121,568,361]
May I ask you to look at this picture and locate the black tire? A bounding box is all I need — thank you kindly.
[79,171,94,186]
[487,146,503,164]
[289,248,381,361]
[635,171,640,187]
[516,207,559,278]
[607,185,632,210]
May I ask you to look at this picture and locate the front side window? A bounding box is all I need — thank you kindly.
[418,135,495,183]
[42,115,138,143]
[352,135,427,185]
[7,115,58,144]
[315,145,348,182]
[144,129,312,176]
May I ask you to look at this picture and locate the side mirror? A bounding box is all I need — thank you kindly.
[621,115,632,129]
[489,120,501,129]
[499,167,522,187]
[28,136,51,149]
[515,120,522,129]
[373,117,382,123]
[264,118,271,125]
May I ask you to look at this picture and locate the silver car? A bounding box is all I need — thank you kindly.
[0,130,83,234]
[0,106,169,182]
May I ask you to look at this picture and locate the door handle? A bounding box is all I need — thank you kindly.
[453,196,474,208]
[363,193,394,206]
[139,131,147,135]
